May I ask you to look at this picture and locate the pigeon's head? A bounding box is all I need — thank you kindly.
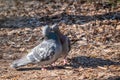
[42,25,52,37]
[51,24,60,32]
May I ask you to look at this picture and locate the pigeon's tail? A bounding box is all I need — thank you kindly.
[11,56,32,68]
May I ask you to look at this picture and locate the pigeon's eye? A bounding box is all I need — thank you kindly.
[50,28,53,31]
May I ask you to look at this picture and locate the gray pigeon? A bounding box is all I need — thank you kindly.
[11,25,62,69]
[51,24,71,64]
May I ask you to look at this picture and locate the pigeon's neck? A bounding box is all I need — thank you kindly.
[45,32,59,40]
[54,29,63,39]
[54,29,62,36]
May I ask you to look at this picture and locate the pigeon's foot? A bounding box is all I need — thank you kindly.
[51,63,56,66]
[49,63,56,69]
[63,59,68,65]
[41,68,46,70]
[41,66,47,70]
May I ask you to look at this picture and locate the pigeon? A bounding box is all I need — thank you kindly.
[51,24,71,64]
[11,25,62,69]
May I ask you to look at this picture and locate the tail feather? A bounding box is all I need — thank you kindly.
[11,56,32,68]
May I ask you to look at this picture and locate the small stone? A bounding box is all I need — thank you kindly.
[97,27,103,33]
[116,25,120,30]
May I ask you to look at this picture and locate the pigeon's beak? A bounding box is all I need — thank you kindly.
[51,24,58,28]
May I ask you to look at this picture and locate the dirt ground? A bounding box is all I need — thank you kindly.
[0,0,120,80]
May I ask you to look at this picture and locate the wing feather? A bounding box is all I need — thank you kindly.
[27,40,56,62]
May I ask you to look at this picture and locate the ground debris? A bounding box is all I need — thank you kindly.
[0,0,120,80]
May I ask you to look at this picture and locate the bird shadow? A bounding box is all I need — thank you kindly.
[69,56,120,68]
[16,65,66,71]
[16,56,120,71]
[106,76,120,80]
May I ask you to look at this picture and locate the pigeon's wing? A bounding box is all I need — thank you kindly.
[11,40,57,68]
[27,40,58,65]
